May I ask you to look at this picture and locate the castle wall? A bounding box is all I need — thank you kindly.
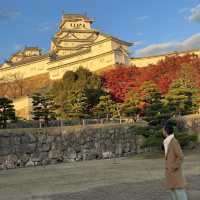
[130,49,200,67]
[0,37,121,82]
[47,37,117,79]
[0,124,144,169]
[130,55,166,67]
[0,57,49,80]
[13,96,33,120]
[0,14,131,82]
[48,50,116,79]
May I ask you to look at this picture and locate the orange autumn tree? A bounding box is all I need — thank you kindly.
[102,53,200,102]
[101,65,141,102]
[123,81,171,125]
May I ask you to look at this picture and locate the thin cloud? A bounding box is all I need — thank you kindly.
[35,22,56,32]
[136,15,149,21]
[136,32,144,36]
[134,40,144,46]
[0,9,21,22]
[188,4,200,22]
[136,33,200,57]
[178,7,189,14]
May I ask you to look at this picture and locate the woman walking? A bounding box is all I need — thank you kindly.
[163,122,188,200]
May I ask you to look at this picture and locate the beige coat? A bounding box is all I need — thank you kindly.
[165,138,186,189]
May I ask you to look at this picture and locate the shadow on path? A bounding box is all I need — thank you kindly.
[31,175,200,200]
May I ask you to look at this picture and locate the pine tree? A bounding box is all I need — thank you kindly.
[93,95,115,119]
[0,97,16,128]
[165,64,200,116]
[32,93,58,126]
[63,90,89,119]
[122,91,141,121]
[51,67,103,118]
[165,80,199,116]
[139,81,171,126]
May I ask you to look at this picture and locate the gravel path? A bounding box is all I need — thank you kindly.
[0,153,199,200]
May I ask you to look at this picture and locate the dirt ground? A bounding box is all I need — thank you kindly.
[0,152,199,200]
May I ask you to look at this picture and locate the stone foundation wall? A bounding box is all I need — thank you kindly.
[0,124,144,169]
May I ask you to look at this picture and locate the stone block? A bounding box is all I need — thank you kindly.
[50,159,58,165]
[11,136,21,145]
[48,149,62,160]
[75,153,83,161]
[28,134,37,143]
[25,159,35,167]
[39,144,51,152]
[73,144,81,153]
[82,149,98,160]
[102,151,113,159]
[65,147,76,160]
[0,147,12,156]
[14,144,36,154]
[20,154,30,165]
[20,135,30,144]
[46,136,55,143]
[38,135,47,144]
[38,152,48,160]
[0,137,11,146]
[0,132,10,137]
[67,152,77,161]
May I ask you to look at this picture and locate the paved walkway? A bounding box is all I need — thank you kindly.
[0,153,199,200]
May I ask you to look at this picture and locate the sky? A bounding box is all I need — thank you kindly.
[0,0,200,63]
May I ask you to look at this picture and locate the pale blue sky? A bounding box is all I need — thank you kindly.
[0,0,200,62]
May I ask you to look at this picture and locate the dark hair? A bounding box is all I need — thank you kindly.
[164,121,174,135]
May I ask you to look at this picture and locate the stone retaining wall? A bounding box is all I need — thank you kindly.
[0,124,144,169]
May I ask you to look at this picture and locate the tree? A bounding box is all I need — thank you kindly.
[0,97,16,128]
[51,67,104,118]
[165,80,199,116]
[139,81,171,126]
[32,93,58,126]
[93,95,115,119]
[123,81,171,126]
[101,66,141,102]
[122,91,141,121]
[165,63,200,116]
[102,53,200,101]
[112,103,123,119]
[62,90,90,119]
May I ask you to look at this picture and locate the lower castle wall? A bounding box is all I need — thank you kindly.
[0,124,144,169]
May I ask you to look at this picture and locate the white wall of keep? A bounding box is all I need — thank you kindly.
[48,52,116,79]
[0,58,49,80]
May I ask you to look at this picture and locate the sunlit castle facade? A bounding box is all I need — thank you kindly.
[1,13,200,81]
[0,13,132,80]
[1,13,200,120]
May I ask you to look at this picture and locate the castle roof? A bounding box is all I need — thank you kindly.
[24,46,41,51]
[62,13,92,22]
[100,32,132,46]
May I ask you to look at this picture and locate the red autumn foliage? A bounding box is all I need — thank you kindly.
[101,65,142,102]
[101,54,200,102]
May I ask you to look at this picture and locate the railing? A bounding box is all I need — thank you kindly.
[1,118,135,129]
